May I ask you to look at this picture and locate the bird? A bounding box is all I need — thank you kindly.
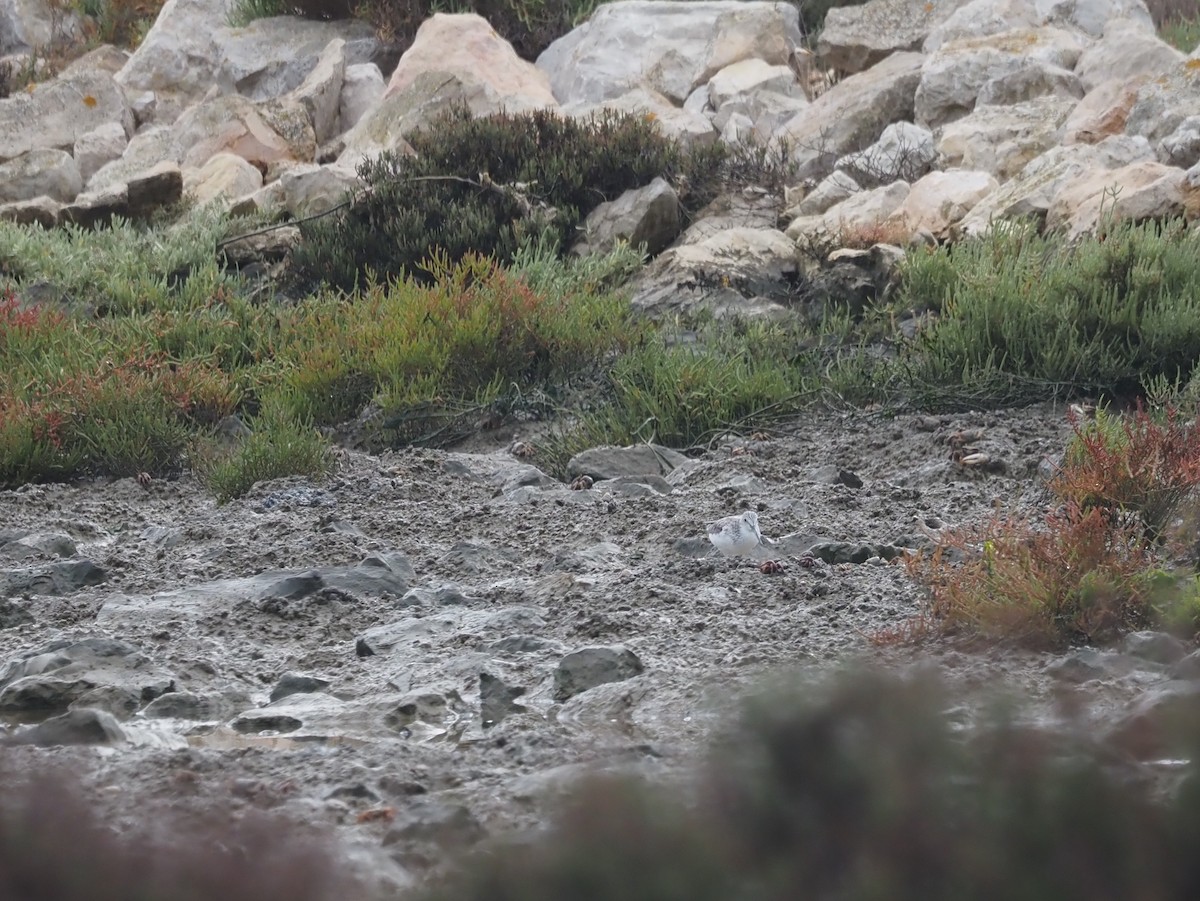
[706,511,773,558]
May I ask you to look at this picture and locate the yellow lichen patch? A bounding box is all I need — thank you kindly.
[82,95,98,108]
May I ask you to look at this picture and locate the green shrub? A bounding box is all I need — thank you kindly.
[195,401,334,504]
[899,218,1200,408]
[292,106,722,292]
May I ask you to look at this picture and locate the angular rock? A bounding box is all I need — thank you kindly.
[1063,77,1146,145]
[479,671,526,727]
[955,134,1154,235]
[0,558,106,597]
[564,88,717,146]
[923,0,1041,52]
[553,646,644,700]
[0,149,80,204]
[567,444,691,479]
[270,672,333,703]
[818,0,964,74]
[339,62,384,134]
[974,59,1083,107]
[0,0,82,55]
[628,226,802,319]
[289,37,347,145]
[126,160,183,217]
[788,181,911,241]
[73,122,129,185]
[836,121,934,186]
[1047,160,1194,239]
[775,51,924,182]
[572,177,680,257]
[708,57,802,108]
[538,0,802,104]
[936,96,1075,180]
[61,184,130,229]
[1043,0,1154,38]
[183,152,263,207]
[0,195,61,227]
[913,27,1086,128]
[1125,59,1200,147]
[6,707,125,746]
[386,13,555,114]
[278,162,359,218]
[1159,116,1200,169]
[87,125,177,192]
[1120,630,1189,666]
[1075,19,1183,93]
[0,69,132,163]
[788,170,861,217]
[886,169,998,238]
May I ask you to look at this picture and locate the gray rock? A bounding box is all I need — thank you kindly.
[554,646,644,700]
[0,599,33,629]
[0,558,106,597]
[486,635,564,656]
[1045,647,1134,682]
[572,177,681,257]
[0,531,77,560]
[1120,631,1189,666]
[382,799,486,849]
[142,691,226,719]
[271,673,333,703]
[1168,649,1200,680]
[7,707,125,746]
[567,444,691,480]
[1106,680,1200,760]
[479,671,526,727]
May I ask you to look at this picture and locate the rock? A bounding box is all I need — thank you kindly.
[564,88,717,146]
[87,125,177,192]
[1043,0,1154,38]
[553,646,644,700]
[0,558,106,597]
[913,27,1086,129]
[0,149,81,204]
[567,444,691,480]
[808,242,906,317]
[1046,160,1192,239]
[115,0,230,108]
[818,0,963,74]
[808,541,901,563]
[0,676,97,712]
[974,59,1083,106]
[1045,646,1132,682]
[0,599,33,629]
[0,70,132,164]
[339,63,384,134]
[6,707,125,746]
[61,184,130,229]
[271,672,333,703]
[183,152,263,207]
[836,121,935,186]
[382,799,486,849]
[0,531,77,560]
[1159,116,1200,169]
[1119,630,1189,666]
[142,690,227,719]
[1063,77,1146,145]
[479,671,525,727]
[537,0,803,105]
[289,37,347,145]
[789,181,911,242]
[127,160,184,216]
[572,177,680,257]
[1075,19,1183,92]
[629,226,801,319]
[386,13,555,114]
[788,170,861,217]
[73,122,129,185]
[808,465,865,488]
[707,57,803,108]
[775,52,924,183]
[712,88,808,142]
[0,0,82,55]
[886,169,998,238]
[278,162,360,218]
[955,135,1154,236]
[0,195,61,227]
[1125,59,1200,147]
[1168,649,1200,679]
[98,552,414,624]
[1106,680,1200,760]
[923,0,1041,53]
[173,94,315,170]
[936,96,1075,180]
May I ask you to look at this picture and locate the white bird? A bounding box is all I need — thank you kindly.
[706,511,773,558]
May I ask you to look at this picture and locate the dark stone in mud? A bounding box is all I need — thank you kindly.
[808,465,863,488]
[355,637,377,657]
[382,799,486,850]
[271,672,333,703]
[554,646,644,701]
[7,707,125,746]
[0,558,107,597]
[258,572,324,601]
[567,444,690,480]
[0,599,33,629]
[480,671,526,727]
[0,676,96,713]
[1120,631,1189,666]
[143,690,225,719]
[1169,649,1200,680]
[327,783,381,802]
[0,531,77,560]
[1106,680,1200,760]
[232,713,303,734]
[807,541,900,564]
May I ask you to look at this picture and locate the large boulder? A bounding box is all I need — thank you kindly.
[537,0,802,105]
[0,70,133,163]
[885,169,999,238]
[954,134,1154,234]
[0,0,81,55]
[1038,0,1154,38]
[913,26,1087,128]
[1075,20,1183,92]
[288,37,347,146]
[923,0,1041,52]
[818,0,966,74]
[563,88,717,146]
[836,121,935,186]
[1064,76,1147,144]
[183,152,263,206]
[572,177,681,256]
[0,149,81,203]
[339,63,385,134]
[775,51,924,182]
[1124,58,1200,147]
[384,13,556,112]
[936,95,1076,180]
[1047,160,1197,238]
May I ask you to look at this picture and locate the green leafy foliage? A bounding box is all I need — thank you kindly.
[292,106,722,291]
